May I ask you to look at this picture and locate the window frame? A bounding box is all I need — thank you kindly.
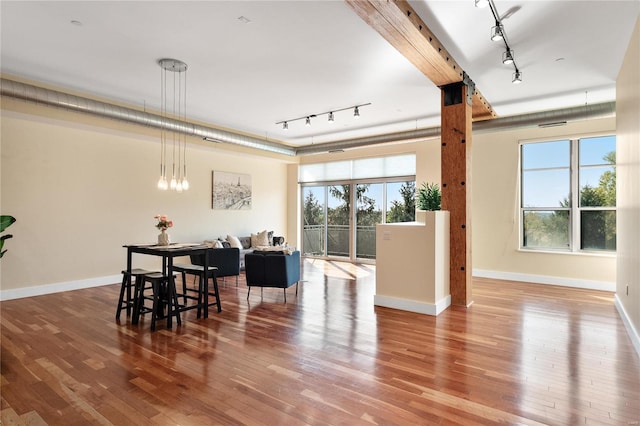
[519,133,616,253]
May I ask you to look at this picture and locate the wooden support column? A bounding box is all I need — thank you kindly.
[441,82,472,307]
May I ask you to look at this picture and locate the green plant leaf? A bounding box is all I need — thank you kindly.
[417,182,441,211]
[0,216,16,233]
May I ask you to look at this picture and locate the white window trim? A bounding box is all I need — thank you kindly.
[519,134,616,253]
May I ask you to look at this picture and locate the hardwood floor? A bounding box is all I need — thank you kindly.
[1,259,639,425]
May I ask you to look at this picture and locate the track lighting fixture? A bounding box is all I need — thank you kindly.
[502,49,514,65]
[491,22,504,41]
[512,70,522,84]
[476,0,523,84]
[275,103,370,130]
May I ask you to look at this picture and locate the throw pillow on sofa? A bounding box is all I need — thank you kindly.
[227,235,243,249]
[251,230,270,247]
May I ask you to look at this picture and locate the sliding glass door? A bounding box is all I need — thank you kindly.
[302,179,415,261]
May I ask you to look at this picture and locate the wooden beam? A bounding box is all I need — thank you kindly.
[441,83,473,307]
[345,0,496,121]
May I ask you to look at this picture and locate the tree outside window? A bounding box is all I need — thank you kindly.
[521,136,616,252]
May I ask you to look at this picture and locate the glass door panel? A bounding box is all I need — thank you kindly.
[356,183,382,259]
[327,184,350,258]
[302,186,326,256]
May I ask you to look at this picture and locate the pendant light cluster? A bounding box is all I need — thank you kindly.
[157,58,190,192]
[276,103,371,130]
[475,0,522,84]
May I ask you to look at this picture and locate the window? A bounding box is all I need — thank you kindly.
[520,135,616,252]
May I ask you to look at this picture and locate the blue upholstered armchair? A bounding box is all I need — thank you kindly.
[245,250,301,301]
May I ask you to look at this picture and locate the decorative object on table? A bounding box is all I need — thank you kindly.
[154,214,173,245]
[212,171,251,210]
[0,215,16,259]
[417,182,442,211]
[156,58,190,192]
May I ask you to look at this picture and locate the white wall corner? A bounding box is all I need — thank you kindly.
[374,294,450,316]
[615,295,640,358]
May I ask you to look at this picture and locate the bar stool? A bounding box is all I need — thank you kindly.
[116,268,158,320]
[173,263,222,316]
[132,272,181,331]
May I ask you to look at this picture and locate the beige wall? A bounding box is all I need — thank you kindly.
[1,104,293,296]
[295,117,617,290]
[616,16,640,351]
[473,117,617,287]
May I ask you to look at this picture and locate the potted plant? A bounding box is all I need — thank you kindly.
[417,182,441,211]
[1,215,16,259]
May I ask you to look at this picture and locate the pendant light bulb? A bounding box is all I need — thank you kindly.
[176,181,183,192]
[157,176,165,190]
[305,116,311,127]
[182,177,189,191]
[354,106,360,118]
[283,121,288,130]
[170,176,177,189]
[328,112,334,123]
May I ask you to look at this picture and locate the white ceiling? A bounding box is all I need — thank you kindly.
[1,1,638,148]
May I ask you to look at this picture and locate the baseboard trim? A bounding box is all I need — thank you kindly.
[374,294,451,316]
[472,269,615,292]
[0,275,120,301]
[614,295,640,358]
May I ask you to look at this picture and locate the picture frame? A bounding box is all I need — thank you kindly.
[212,171,252,210]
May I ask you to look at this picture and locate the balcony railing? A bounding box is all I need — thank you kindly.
[302,224,377,259]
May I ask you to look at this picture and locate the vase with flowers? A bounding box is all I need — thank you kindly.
[154,214,173,246]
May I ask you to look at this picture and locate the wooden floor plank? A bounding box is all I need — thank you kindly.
[1,260,639,425]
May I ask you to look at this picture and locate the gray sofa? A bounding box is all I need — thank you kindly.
[224,233,284,270]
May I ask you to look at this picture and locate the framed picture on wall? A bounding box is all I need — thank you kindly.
[212,171,252,210]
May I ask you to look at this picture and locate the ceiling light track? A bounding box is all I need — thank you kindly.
[477,0,522,84]
[276,103,371,130]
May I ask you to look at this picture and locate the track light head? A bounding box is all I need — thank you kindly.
[354,106,360,118]
[491,23,504,41]
[512,70,523,84]
[328,111,334,123]
[475,0,489,7]
[282,121,288,130]
[305,116,311,126]
[502,49,514,65]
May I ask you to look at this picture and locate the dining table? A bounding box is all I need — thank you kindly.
[123,242,214,329]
